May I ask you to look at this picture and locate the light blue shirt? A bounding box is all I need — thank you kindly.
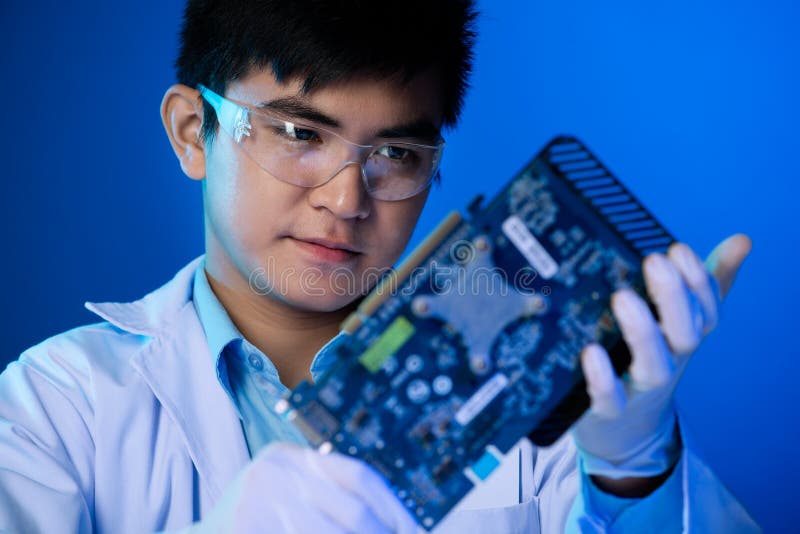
[191,260,346,456]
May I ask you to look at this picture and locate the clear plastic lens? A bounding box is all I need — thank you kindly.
[200,85,443,201]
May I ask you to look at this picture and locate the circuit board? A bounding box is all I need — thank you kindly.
[277,136,676,530]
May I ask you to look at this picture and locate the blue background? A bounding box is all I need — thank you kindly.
[1,1,796,529]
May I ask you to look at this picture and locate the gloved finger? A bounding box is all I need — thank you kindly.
[269,486,351,534]
[642,253,703,356]
[256,494,348,534]
[580,343,627,418]
[668,242,719,335]
[611,288,675,390]
[282,458,392,534]
[286,445,417,534]
[704,233,753,300]
[260,444,394,534]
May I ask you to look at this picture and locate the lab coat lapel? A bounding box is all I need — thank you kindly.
[85,256,251,504]
[129,302,251,503]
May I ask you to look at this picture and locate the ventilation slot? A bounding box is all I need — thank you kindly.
[617,220,657,232]
[624,228,665,240]
[548,141,582,154]
[633,236,672,249]
[591,194,631,206]
[609,212,648,223]
[582,186,623,198]
[600,203,640,215]
[558,160,599,173]
[565,168,607,181]
[549,150,590,164]
[544,136,675,257]
[574,178,615,190]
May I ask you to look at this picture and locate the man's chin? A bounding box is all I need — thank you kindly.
[278,288,366,315]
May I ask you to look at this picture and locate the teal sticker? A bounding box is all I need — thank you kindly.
[471,449,501,481]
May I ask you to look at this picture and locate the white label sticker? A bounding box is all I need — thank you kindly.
[501,215,559,279]
[455,373,509,426]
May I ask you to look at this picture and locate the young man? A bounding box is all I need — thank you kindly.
[0,1,759,532]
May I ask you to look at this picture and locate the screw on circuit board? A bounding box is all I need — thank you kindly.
[526,294,548,314]
[470,354,491,375]
[412,297,430,316]
[474,235,490,251]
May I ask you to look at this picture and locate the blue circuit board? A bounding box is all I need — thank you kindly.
[277,136,676,529]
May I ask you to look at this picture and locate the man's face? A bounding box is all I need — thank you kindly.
[202,68,443,312]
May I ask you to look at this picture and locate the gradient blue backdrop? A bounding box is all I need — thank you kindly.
[1,1,796,530]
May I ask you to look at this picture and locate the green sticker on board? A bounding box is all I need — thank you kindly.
[359,316,415,373]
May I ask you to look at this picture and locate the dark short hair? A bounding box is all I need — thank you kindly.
[175,0,478,143]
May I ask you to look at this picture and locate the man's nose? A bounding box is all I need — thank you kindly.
[306,161,372,220]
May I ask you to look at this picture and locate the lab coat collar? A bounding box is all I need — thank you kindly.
[84,256,205,337]
[84,255,251,502]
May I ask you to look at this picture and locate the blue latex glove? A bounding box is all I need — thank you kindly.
[572,235,752,479]
[190,442,417,534]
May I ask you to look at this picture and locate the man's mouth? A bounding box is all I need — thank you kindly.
[290,236,362,263]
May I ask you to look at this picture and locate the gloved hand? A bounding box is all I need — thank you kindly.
[192,441,418,534]
[571,234,752,481]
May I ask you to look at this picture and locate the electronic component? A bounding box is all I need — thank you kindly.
[277,136,675,529]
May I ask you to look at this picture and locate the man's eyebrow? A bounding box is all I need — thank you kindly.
[257,97,341,128]
[256,98,441,143]
[376,119,442,143]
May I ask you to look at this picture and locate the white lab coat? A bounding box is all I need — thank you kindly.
[0,257,759,533]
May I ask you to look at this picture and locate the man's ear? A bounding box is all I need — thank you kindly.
[161,84,207,180]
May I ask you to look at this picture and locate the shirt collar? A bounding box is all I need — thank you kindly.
[191,259,347,385]
[310,329,347,381]
[192,259,244,362]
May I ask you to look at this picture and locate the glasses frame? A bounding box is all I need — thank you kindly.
[197,84,445,201]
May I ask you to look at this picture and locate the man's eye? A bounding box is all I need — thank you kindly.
[278,123,320,142]
[376,145,411,161]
